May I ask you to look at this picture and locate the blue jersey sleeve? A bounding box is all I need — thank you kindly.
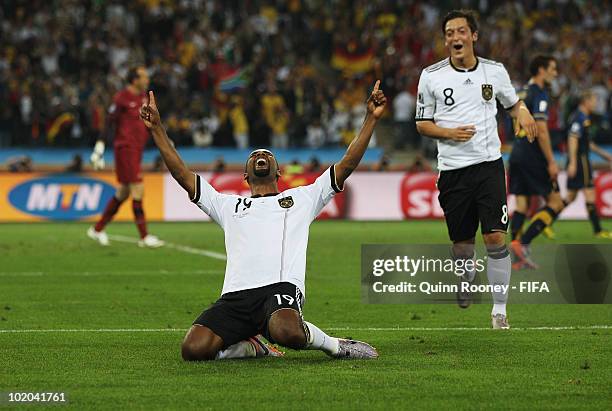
[530,89,549,121]
[569,118,583,138]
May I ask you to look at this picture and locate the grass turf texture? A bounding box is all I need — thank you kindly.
[1,221,611,410]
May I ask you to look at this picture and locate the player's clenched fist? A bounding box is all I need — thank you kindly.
[367,80,387,119]
[448,125,476,142]
[140,91,162,128]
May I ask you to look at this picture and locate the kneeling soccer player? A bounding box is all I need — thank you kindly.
[139,82,386,360]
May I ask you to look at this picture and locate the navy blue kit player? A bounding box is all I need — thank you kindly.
[509,56,564,269]
[565,91,612,238]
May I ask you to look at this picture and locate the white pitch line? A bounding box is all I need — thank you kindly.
[327,325,612,331]
[107,234,226,260]
[0,325,610,334]
[0,269,222,277]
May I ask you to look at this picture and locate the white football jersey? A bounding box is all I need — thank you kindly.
[415,57,519,170]
[191,166,342,296]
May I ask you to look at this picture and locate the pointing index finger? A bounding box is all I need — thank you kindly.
[148,90,156,107]
[373,80,380,93]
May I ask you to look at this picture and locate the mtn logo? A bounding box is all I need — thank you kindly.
[8,175,115,220]
[463,78,474,86]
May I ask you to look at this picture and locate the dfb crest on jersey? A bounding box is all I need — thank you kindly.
[278,196,294,208]
[482,84,493,101]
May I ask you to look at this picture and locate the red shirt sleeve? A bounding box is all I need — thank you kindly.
[109,91,124,116]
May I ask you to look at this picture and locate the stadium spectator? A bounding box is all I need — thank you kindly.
[229,96,249,149]
[7,155,32,172]
[261,82,289,148]
[407,153,433,173]
[65,154,83,173]
[212,156,226,173]
[307,156,322,173]
[392,82,416,149]
[0,1,609,150]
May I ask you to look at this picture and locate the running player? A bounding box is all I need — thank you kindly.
[509,56,563,269]
[139,81,386,360]
[87,66,164,248]
[565,91,612,237]
[415,10,538,329]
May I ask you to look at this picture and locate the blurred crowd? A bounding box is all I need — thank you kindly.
[0,0,610,151]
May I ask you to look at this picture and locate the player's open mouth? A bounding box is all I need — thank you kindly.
[453,44,463,51]
[254,156,271,176]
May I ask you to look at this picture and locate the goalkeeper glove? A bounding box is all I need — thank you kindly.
[90,140,106,170]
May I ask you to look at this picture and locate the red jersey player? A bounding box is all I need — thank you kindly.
[87,66,164,248]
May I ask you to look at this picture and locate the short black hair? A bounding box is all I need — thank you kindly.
[126,66,142,84]
[442,9,479,35]
[529,55,556,77]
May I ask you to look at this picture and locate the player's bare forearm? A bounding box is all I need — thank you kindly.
[334,80,386,187]
[140,90,196,198]
[590,142,612,162]
[535,121,555,164]
[508,101,538,141]
[416,121,450,140]
[568,137,579,166]
[335,114,378,187]
[507,101,526,119]
[416,120,475,142]
[150,124,195,198]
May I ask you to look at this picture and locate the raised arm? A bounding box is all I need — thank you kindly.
[334,80,387,188]
[140,91,196,199]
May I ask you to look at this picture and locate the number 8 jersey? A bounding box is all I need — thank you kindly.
[415,57,519,171]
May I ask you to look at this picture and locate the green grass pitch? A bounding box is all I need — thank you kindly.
[1,221,611,410]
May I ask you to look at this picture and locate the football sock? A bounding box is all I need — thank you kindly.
[550,200,568,225]
[215,340,256,360]
[303,321,339,355]
[132,199,148,239]
[486,245,511,316]
[586,203,602,234]
[521,206,557,245]
[451,248,476,282]
[510,211,526,241]
[94,196,123,232]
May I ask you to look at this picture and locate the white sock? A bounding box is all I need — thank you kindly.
[304,321,339,355]
[487,245,511,317]
[452,246,476,282]
[215,340,256,360]
[459,254,476,282]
